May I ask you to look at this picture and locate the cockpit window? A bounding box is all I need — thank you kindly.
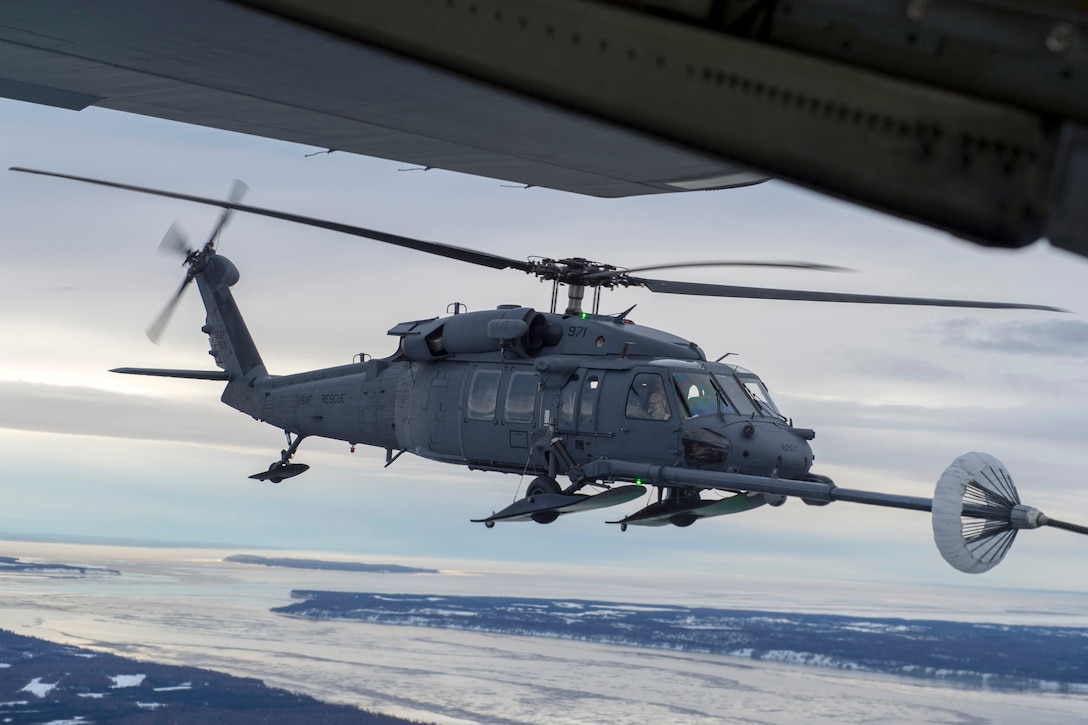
[626,372,671,421]
[672,371,721,418]
[737,373,784,419]
[712,373,757,416]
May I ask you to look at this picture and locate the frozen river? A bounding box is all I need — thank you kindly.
[0,540,1085,724]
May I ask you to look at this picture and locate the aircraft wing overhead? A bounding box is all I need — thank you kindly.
[1,1,1086,258]
[0,0,763,198]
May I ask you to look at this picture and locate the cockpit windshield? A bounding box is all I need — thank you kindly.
[737,372,784,419]
[671,371,724,418]
[667,366,786,420]
[711,372,757,417]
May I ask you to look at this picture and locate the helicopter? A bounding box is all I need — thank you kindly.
[12,167,1088,575]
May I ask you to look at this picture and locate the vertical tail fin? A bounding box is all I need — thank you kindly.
[193,253,269,413]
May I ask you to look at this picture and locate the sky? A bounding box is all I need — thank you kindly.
[1,96,1086,594]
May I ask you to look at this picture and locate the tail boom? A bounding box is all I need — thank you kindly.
[191,253,268,418]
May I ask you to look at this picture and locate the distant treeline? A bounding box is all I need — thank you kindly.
[276,590,1088,695]
[0,555,119,576]
[224,554,438,574]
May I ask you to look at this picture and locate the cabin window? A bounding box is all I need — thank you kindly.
[625,373,671,421]
[578,375,601,430]
[467,369,502,421]
[672,371,719,418]
[505,371,539,424]
[559,375,579,428]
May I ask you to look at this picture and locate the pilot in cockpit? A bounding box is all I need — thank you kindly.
[626,373,671,421]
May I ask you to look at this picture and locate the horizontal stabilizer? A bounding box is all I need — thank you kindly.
[110,367,230,380]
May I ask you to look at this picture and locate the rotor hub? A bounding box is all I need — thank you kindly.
[528,257,632,314]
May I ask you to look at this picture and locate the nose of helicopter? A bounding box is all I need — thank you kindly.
[682,419,813,479]
[740,419,813,479]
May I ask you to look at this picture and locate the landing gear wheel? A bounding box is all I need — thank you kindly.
[526,477,562,523]
[248,454,309,483]
[526,476,561,498]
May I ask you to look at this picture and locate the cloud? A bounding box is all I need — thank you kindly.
[790,393,1085,432]
[938,318,1088,358]
[847,353,965,382]
[0,379,266,449]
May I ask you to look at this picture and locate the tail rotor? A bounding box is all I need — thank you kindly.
[201,179,248,252]
[145,180,247,343]
[157,220,192,258]
[146,273,197,344]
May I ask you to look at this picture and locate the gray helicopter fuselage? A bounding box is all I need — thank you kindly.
[242,307,815,482]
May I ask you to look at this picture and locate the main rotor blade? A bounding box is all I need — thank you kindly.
[634,278,1066,312]
[585,260,853,280]
[11,168,533,273]
[629,260,853,274]
[147,275,193,344]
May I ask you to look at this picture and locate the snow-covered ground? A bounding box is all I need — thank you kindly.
[0,541,1084,725]
[20,677,57,698]
[109,674,146,688]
